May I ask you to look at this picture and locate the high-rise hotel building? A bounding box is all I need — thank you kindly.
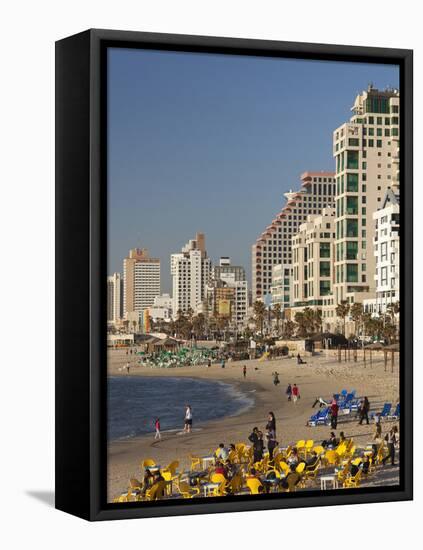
[171,232,212,317]
[123,248,161,317]
[332,86,399,307]
[252,172,335,303]
[107,272,123,323]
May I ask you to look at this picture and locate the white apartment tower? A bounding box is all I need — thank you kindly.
[123,248,161,317]
[171,232,212,317]
[333,85,400,307]
[107,272,123,322]
[252,171,335,303]
[364,188,400,315]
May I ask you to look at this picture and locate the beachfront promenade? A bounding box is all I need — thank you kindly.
[107,349,400,501]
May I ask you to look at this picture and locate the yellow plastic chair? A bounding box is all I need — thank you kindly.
[304,440,314,457]
[296,440,306,452]
[344,469,362,488]
[296,462,306,474]
[325,450,339,466]
[114,490,131,503]
[227,450,237,463]
[313,445,325,456]
[336,460,351,483]
[246,477,263,495]
[209,473,227,496]
[227,474,243,494]
[175,480,200,499]
[164,460,179,475]
[189,454,201,471]
[278,460,290,476]
[284,445,293,458]
[144,480,166,501]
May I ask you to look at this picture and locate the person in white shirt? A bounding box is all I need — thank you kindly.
[183,405,193,433]
[215,443,229,461]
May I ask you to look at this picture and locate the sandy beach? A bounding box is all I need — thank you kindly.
[107,348,400,500]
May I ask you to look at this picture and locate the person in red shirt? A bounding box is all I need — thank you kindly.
[330,399,339,429]
[154,418,161,440]
[292,384,300,403]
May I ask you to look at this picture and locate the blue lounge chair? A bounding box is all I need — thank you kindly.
[379,403,392,420]
[316,407,330,426]
[388,403,400,420]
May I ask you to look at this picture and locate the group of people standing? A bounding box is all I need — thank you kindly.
[153,404,193,441]
[285,383,300,403]
[248,412,278,463]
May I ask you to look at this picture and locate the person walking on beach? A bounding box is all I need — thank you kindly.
[183,405,193,433]
[243,365,247,378]
[126,363,130,374]
[154,418,161,440]
[358,396,370,425]
[266,412,276,435]
[207,358,211,367]
[382,426,398,466]
[330,399,339,430]
[272,372,280,386]
[286,383,292,401]
[252,431,264,464]
[292,383,300,403]
[221,358,225,369]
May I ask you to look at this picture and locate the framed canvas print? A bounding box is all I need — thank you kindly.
[55,29,413,521]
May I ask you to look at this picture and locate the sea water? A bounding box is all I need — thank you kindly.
[108,376,254,441]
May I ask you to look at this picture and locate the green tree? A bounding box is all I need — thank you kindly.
[283,320,296,339]
[336,300,350,335]
[192,313,206,339]
[294,311,308,337]
[350,302,364,337]
[387,301,400,341]
[253,300,267,335]
[273,303,282,335]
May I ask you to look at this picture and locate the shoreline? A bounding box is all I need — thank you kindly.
[107,349,400,500]
[108,374,259,442]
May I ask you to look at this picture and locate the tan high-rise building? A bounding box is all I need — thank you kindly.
[291,208,336,329]
[123,248,160,317]
[252,171,335,303]
[333,86,399,308]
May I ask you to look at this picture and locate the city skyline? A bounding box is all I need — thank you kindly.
[108,47,399,293]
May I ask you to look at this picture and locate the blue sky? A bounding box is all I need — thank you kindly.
[107,48,399,293]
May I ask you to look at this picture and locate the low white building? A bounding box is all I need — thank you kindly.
[147,293,173,322]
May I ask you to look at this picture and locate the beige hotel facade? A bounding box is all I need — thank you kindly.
[332,86,399,309]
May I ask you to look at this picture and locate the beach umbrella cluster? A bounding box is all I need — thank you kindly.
[137,347,218,369]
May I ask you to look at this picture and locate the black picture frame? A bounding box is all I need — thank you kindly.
[55,28,413,521]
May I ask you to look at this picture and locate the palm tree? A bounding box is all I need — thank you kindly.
[273,303,282,335]
[350,302,364,338]
[294,311,308,337]
[336,300,350,335]
[283,320,296,339]
[387,301,400,341]
[313,309,323,333]
[192,313,206,339]
[253,300,267,335]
